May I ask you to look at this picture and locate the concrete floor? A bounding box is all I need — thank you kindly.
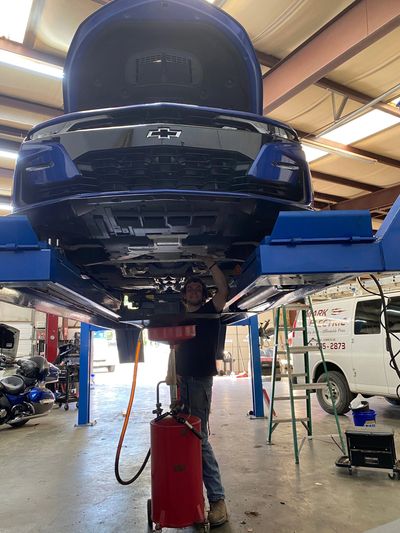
[1,356,400,533]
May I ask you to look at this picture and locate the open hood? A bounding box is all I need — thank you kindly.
[63,0,262,115]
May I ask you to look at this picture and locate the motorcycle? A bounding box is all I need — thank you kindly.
[0,355,56,428]
[0,354,59,384]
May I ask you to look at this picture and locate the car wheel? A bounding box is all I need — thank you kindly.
[316,371,353,415]
[385,397,400,406]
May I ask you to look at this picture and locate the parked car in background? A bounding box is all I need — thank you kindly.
[92,330,118,372]
[260,348,282,379]
[293,294,400,414]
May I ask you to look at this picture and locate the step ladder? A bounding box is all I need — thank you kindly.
[267,297,345,463]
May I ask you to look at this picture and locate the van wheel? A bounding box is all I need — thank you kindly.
[316,371,352,415]
[385,397,400,406]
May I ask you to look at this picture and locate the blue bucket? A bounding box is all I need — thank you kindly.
[352,409,376,427]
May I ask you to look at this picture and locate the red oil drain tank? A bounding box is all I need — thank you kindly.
[150,414,204,529]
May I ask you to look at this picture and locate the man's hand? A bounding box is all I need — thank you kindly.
[206,259,228,311]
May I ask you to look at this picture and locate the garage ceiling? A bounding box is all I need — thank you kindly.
[0,0,399,232]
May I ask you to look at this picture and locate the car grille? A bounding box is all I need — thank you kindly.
[75,147,253,192]
[22,146,302,203]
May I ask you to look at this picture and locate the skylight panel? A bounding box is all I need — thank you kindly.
[0,149,18,160]
[321,109,400,145]
[0,49,63,78]
[301,145,328,163]
[0,0,33,43]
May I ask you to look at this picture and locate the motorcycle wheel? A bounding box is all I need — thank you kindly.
[9,419,28,428]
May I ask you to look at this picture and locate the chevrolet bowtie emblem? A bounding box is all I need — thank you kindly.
[147,127,182,139]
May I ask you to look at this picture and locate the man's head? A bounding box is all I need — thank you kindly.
[182,277,208,307]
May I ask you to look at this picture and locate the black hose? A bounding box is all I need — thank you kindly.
[115,448,150,486]
[114,334,151,485]
[368,275,400,399]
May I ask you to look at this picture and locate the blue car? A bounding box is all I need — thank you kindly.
[12,0,312,318]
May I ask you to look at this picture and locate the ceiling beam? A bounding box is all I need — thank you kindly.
[311,170,380,192]
[0,93,62,116]
[0,139,20,152]
[257,50,399,118]
[297,129,400,169]
[0,125,28,141]
[329,183,400,211]
[315,78,400,118]
[312,201,328,209]
[262,0,400,113]
[0,168,14,180]
[314,191,347,203]
[23,0,47,49]
[256,51,278,69]
[0,37,64,67]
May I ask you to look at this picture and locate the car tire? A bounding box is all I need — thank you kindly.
[385,397,400,406]
[316,371,353,415]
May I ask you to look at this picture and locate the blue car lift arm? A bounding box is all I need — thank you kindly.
[228,197,400,314]
[0,216,121,328]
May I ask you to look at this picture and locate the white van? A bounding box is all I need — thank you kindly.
[292,294,400,415]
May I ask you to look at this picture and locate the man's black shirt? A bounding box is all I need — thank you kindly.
[175,299,221,377]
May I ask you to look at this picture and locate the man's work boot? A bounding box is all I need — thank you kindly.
[208,499,228,528]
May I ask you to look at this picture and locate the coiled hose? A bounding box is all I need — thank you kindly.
[114,334,151,485]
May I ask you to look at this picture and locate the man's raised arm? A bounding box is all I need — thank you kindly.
[203,258,228,312]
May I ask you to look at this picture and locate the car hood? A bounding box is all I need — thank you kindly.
[63,0,262,115]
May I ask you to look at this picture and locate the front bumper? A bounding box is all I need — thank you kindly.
[13,106,312,210]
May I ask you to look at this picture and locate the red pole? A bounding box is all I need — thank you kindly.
[45,314,59,363]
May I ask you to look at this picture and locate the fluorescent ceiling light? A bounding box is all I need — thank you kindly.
[0,0,33,43]
[0,49,63,79]
[301,144,328,163]
[0,149,18,160]
[321,109,400,145]
[302,139,377,164]
[0,203,12,212]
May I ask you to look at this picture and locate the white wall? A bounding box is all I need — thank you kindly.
[0,302,35,357]
[222,311,274,375]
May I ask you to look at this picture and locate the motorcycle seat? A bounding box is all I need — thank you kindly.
[0,375,26,395]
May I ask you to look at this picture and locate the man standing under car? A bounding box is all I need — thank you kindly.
[175,258,229,528]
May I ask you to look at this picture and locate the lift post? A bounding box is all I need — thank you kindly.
[232,316,264,418]
[248,315,264,418]
[77,323,93,426]
[77,323,110,426]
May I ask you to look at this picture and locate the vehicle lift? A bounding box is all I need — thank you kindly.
[2,199,400,529]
